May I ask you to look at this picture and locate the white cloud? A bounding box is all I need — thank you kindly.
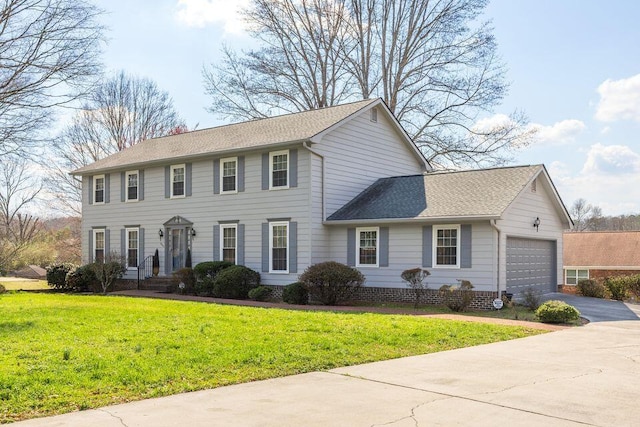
[529,119,586,144]
[581,143,640,175]
[595,73,640,122]
[175,0,250,34]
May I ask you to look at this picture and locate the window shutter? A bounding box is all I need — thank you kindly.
[185,163,192,196]
[379,227,389,267]
[238,156,245,192]
[120,229,126,260]
[461,224,472,268]
[164,166,170,198]
[213,159,220,194]
[139,170,144,201]
[120,172,125,202]
[88,230,93,263]
[105,229,110,254]
[347,228,356,266]
[422,225,433,268]
[237,223,245,265]
[88,176,93,205]
[139,228,145,265]
[104,174,110,203]
[290,149,298,188]
[213,225,220,261]
[261,223,269,272]
[289,221,297,273]
[261,153,269,190]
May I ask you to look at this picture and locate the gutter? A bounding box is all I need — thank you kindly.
[324,215,500,226]
[490,219,502,296]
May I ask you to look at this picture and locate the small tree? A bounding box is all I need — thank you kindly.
[401,268,430,308]
[90,251,126,295]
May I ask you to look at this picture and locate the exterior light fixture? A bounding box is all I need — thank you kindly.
[158,229,164,239]
[533,217,540,232]
[190,228,196,237]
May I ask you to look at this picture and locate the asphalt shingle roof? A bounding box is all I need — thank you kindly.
[72,99,378,175]
[564,231,640,267]
[327,165,543,221]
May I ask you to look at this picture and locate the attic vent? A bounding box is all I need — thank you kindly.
[370,107,378,122]
[531,179,537,193]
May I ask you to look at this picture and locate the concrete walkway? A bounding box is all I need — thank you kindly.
[13,319,640,426]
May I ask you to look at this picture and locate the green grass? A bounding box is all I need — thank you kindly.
[0,278,49,291]
[0,293,545,423]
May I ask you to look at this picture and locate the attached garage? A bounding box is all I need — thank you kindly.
[506,237,557,297]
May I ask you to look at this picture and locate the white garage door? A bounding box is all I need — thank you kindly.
[506,237,556,297]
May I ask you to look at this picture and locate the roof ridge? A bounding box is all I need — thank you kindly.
[426,164,541,176]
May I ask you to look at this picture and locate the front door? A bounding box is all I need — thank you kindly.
[171,228,185,271]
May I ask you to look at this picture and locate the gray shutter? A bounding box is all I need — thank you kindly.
[88,176,93,205]
[262,222,269,272]
[185,163,192,196]
[120,229,126,260]
[422,225,433,268]
[164,166,170,198]
[213,225,220,261]
[105,229,110,254]
[120,172,125,202]
[139,170,144,201]
[290,149,298,188]
[379,227,389,267]
[460,224,472,268]
[238,156,245,192]
[104,174,110,203]
[88,230,93,263]
[289,221,297,273]
[237,224,245,265]
[213,159,220,194]
[262,153,269,190]
[139,228,145,265]
[347,228,356,266]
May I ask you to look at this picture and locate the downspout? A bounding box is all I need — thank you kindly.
[303,141,325,266]
[490,219,501,297]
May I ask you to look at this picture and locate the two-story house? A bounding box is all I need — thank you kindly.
[72,98,572,304]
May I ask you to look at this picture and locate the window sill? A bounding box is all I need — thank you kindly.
[170,195,186,199]
[268,186,290,191]
[269,270,289,274]
[220,190,238,195]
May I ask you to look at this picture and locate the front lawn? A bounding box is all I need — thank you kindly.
[0,278,49,291]
[0,293,545,423]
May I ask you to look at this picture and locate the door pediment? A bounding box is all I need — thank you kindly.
[163,216,193,227]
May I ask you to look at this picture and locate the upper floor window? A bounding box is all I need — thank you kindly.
[126,228,139,269]
[433,225,459,268]
[93,229,105,263]
[566,269,588,285]
[270,221,288,272]
[221,157,237,193]
[94,175,105,204]
[270,150,289,189]
[171,164,185,198]
[126,171,138,201]
[221,224,237,264]
[357,227,379,267]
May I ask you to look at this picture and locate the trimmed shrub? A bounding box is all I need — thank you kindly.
[439,280,474,312]
[173,268,196,294]
[248,286,273,302]
[282,282,309,305]
[65,265,98,293]
[193,261,234,295]
[604,277,629,301]
[401,267,430,308]
[89,252,127,294]
[212,265,261,299]
[46,263,76,291]
[300,261,365,305]
[535,300,580,323]
[626,274,640,298]
[576,279,606,299]
[521,287,542,311]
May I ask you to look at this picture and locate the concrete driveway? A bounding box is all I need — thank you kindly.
[542,292,640,322]
[13,319,640,427]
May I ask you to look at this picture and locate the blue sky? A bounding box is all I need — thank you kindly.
[91,0,640,215]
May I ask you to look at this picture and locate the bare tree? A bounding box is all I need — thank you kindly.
[46,71,186,214]
[570,198,605,231]
[203,0,534,168]
[0,0,104,159]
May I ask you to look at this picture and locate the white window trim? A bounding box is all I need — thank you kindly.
[356,226,379,268]
[92,229,105,262]
[170,164,186,199]
[565,268,589,285]
[220,157,238,194]
[93,174,105,205]
[125,170,139,202]
[269,150,289,190]
[220,224,238,264]
[432,224,461,269]
[269,221,289,273]
[125,227,139,270]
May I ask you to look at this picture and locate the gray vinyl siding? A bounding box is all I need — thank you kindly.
[315,110,425,217]
[81,146,311,283]
[309,153,330,264]
[328,222,496,291]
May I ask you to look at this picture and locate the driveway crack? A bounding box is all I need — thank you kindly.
[97,408,128,427]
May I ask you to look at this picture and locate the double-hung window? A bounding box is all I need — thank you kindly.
[94,175,105,204]
[433,225,460,268]
[566,269,588,285]
[221,224,237,264]
[270,150,289,189]
[171,164,185,198]
[126,228,139,269]
[356,227,379,267]
[270,222,288,272]
[221,157,237,193]
[93,229,105,263]
[126,171,138,201]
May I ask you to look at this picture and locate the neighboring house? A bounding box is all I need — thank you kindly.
[563,231,640,290]
[11,265,46,280]
[72,98,572,304]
